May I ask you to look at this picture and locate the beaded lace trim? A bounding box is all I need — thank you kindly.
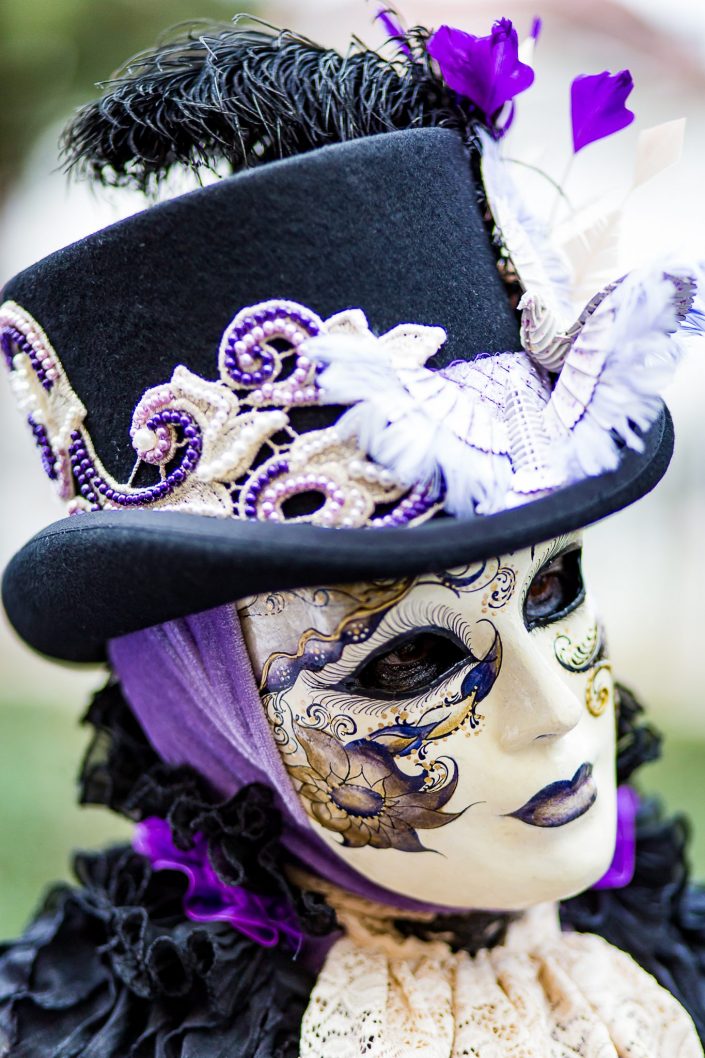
[0,299,443,527]
[0,277,697,527]
[300,900,703,1058]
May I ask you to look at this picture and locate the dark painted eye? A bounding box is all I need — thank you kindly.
[524,548,585,628]
[345,631,467,699]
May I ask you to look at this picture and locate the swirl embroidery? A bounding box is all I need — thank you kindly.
[0,299,443,529]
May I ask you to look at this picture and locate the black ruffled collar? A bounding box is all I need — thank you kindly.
[2,677,705,1058]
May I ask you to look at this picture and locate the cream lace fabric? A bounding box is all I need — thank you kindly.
[299,900,703,1058]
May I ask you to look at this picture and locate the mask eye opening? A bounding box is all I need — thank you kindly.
[340,627,471,701]
[523,546,585,631]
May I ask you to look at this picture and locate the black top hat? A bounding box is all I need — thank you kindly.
[0,20,694,662]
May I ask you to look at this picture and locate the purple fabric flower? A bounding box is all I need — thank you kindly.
[530,16,542,42]
[375,6,412,56]
[133,817,303,949]
[592,785,638,890]
[427,19,534,128]
[571,69,635,153]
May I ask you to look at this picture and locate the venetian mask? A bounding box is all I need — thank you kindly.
[237,532,616,910]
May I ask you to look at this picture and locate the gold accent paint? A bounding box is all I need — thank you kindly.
[554,623,602,673]
[259,579,413,690]
[585,660,613,717]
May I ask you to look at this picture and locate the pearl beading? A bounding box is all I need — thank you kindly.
[2,324,58,391]
[68,410,204,510]
[220,300,321,406]
[1,297,448,531]
[28,416,57,480]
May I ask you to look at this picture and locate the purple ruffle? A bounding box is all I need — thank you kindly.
[593,785,639,890]
[133,817,303,950]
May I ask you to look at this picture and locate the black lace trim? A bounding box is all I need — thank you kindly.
[0,845,312,1057]
[394,908,517,954]
[2,675,705,1054]
[79,680,336,938]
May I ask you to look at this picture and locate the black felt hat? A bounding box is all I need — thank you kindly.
[0,124,675,662]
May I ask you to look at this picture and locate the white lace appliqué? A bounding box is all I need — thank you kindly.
[1,272,700,528]
[300,903,702,1058]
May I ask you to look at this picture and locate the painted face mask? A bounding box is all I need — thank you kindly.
[238,532,616,910]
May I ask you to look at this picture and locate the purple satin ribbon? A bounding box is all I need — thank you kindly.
[592,785,638,890]
[133,817,303,950]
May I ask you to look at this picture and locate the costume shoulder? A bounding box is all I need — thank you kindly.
[0,846,313,1058]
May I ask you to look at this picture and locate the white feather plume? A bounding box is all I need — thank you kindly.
[479,130,574,323]
[306,331,512,516]
[544,260,705,479]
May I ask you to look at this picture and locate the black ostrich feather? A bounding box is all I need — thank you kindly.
[60,17,483,192]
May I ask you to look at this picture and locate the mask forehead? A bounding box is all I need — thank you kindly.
[238,579,413,684]
[237,548,533,685]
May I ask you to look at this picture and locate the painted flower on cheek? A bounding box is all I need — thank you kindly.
[288,723,461,852]
[427,19,534,129]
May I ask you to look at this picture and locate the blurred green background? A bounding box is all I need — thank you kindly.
[0,0,247,201]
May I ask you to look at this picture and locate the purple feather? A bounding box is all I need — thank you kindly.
[375,6,412,56]
[571,70,635,153]
[427,19,534,132]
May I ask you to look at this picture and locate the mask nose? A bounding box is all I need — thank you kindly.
[496,628,583,752]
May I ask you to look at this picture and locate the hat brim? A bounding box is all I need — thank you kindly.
[3,407,673,662]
